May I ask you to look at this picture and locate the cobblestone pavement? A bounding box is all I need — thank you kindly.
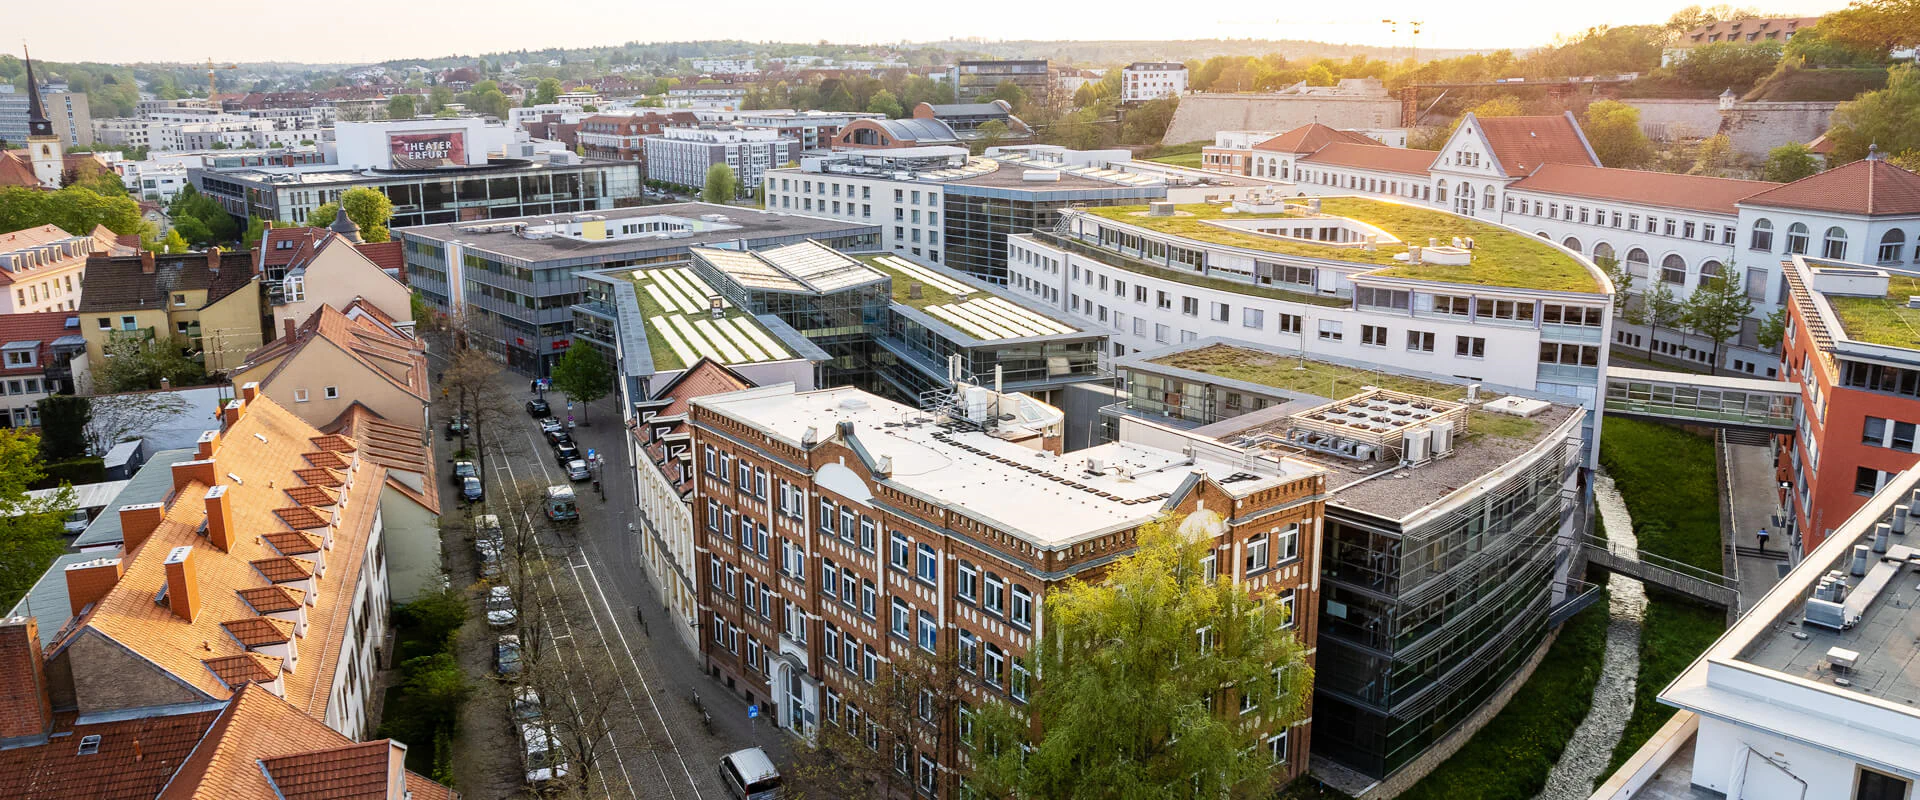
[1538,472,1647,800]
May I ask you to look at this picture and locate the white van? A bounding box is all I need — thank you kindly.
[521,723,570,787]
[719,747,782,799]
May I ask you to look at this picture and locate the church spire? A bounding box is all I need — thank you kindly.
[23,46,54,140]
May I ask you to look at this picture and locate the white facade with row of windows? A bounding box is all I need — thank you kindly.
[763,170,946,263]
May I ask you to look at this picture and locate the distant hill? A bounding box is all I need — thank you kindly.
[909,39,1504,67]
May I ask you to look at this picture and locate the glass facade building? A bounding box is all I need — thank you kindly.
[193,159,642,230]
[942,185,1159,285]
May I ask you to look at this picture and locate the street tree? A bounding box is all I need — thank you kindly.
[84,391,192,456]
[1684,269,1756,372]
[97,335,208,392]
[970,513,1314,799]
[33,395,91,461]
[1626,279,1687,362]
[550,344,613,424]
[786,650,964,800]
[1756,307,1789,351]
[306,187,395,242]
[1763,142,1820,182]
[388,94,417,120]
[703,162,738,203]
[0,429,73,609]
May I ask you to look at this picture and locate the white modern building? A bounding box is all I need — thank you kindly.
[643,126,797,196]
[1121,62,1188,103]
[1596,467,1920,800]
[701,109,886,150]
[690,58,757,74]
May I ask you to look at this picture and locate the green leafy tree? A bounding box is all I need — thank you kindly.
[172,215,214,247]
[1763,142,1820,182]
[971,514,1314,799]
[34,395,91,461]
[388,94,417,119]
[1756,307,1789,351]
[98,335,208,392]
[550,344,613,423]
[702,162,738,203]
[1783,24,1888,67]
[975,119,1010,153]
[1674,41,1782,92]
[0,428,72,609]
[1626,279,1687,361]
[1584,100,1655,169]
[1825,64,1920,165]
[1601,256,1633,316]
[866,89,905,119]
[990,79,1030,110]
[427,85,453,112]
[1303,63,1337,87]
[0,185,148,238]
[1824,0,1920,54]
[1689,133,1736,176]
[308,188,394,242]
[151,228,191,254]
[534,78,562,105]
[1684,269,1756,371]
[1121,97,1180,145]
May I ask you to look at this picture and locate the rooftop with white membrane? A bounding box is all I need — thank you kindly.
[631,266,796,371]
[692,384,1322,550]
[691,240,887,295]
[863,254,1082,342]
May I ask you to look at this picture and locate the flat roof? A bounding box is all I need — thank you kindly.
[938,158,1162,191]
[630,265,800,371]
[695,385,1322,550]
[7,552,104,647]
[397,203,875,263]
[862,255,1083,342]
[1082,199,1603,294]
[694,240,886,294]
[71,448,196,549]
[1825,271,1920,349]
[203,158,617,187]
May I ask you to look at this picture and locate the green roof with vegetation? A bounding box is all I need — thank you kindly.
[1149,343,1484,401]
[1828,274,1920,348]
[862,256,967,311]
[1084,200,1602,294]
[631,275,782,371]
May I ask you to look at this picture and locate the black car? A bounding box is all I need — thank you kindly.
[526,399,550,416]
[451,460,479,486]
[554,443,580,465]
[546,428,573,448]
[445,414,471,439]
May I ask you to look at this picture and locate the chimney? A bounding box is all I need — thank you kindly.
[163,546,200,622]
[119,502,167,553]
[222,397,245,431]
[140,250,155,274]
[204,485,234,552]
[240,381,261,404]
[283,318,296,340]
[160,376,171,391]
[196,429,221,460]
[172,458,218,493]
[64,558,125,617]
[206,247,221,274]
[0,617,52,741]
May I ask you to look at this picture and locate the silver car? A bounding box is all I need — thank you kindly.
[565,458,590,482]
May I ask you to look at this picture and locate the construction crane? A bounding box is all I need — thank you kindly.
[205,58,238,101]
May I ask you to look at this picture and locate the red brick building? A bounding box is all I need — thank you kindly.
[577,112,699,167]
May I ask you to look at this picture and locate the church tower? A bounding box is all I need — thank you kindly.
[23,47,64,189]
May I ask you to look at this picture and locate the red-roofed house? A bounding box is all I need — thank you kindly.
[0,223,133,314]
[231,304,429,435]
[0,310,88,427]
[254,227,414,339]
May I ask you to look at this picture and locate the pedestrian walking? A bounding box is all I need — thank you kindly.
[1756,528,1770,553]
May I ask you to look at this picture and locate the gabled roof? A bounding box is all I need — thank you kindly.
[238,304,428,405]
[353,241,405,280]
[1739,158,1920,216]
[1298,142,1436,176]
[1253,123,1379,154]
[1472,113,1599,175]
[0,150,112,189]
[257,740,400,800]
[0,311,80,376]
[257,228,410,289]
[639,358,754,493]
[77,250,256,313]
[0,223,125,285]
[1509,163,1779,215]
[0,706,223,800]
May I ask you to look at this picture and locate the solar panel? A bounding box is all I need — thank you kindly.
[668,315,725,363]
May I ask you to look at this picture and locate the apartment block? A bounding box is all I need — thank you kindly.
[643,126,798,195]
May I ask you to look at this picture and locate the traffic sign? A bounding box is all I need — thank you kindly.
[748,704,760,719]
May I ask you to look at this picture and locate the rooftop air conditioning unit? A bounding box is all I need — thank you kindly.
[1803,597,1858,630]
[1430,421,1455,455]
[1403,428,1431,464]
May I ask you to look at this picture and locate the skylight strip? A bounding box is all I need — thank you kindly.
[691,318,748,362]
[725,316,789,359]
[668,315,726,363]
[649,318,700,367]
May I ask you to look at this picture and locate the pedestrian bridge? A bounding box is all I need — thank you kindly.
[1603,367,1797,431]
[1580,535,1740,607]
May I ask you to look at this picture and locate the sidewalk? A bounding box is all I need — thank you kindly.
[1724,440,1790,612]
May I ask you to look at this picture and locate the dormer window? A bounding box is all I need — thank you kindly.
[5,348,36,368]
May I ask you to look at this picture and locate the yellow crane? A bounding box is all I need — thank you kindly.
[205,58,238,101]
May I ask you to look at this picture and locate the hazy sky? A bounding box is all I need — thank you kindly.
[27,0,1857,64]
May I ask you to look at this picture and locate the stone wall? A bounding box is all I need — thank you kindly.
[1623,99,1839,159]
[1162,94,1404,145]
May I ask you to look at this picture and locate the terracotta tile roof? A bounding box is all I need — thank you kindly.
[258,227,329,272]
[258,740,398,799]
[0,706,222,800]
[294,467,344,488]
[262,529,322,556]
[310,433,357,453]
[202,652,280,688]
[237,304,429,407]
[1807,133,1834,155]
[1739,158,1920,216]
[340,297,409,338]
[1298,142,1436,176]
[158,684,458,800]
[322,403,439,515]
[221,616,295,647]
[281,485,338,508]
[238,585,304,613]
[640,359,755,495]
[304,450,348,470]
[1508,163,1779,214]
[0,150,111,189]
[77,250,257,313]
[1679,16,1822,44]
[354,241,406,280]
[52,392,387,716]
[0,311,80,377]
[1253,123,1380,154]
[1473,113,1598,174]
[0,223,121,286]
[251,555,316,583]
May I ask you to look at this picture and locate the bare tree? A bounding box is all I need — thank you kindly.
[787,650,963,800]
[84,390,195,455]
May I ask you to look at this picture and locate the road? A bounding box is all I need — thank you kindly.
[433,355,790,799]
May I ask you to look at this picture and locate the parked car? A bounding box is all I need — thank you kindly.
[538,417,563,435]
[544,486,579,522]
[451,460,479,487]
[494,635,522,676]
[554,443,580,464]
[476,514,504,547]
[511,687,544,726]
[565,459,590,482]
[445,414,471,439]
[546,428,573,448]
[719,748,783,799]
[486,585,517,629]
[476,542,502,583]
[526,399,550,417]
[521,722,571,788]
[461,476,484,504]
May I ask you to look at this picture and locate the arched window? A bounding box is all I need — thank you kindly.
[1823,227,1848,260]
[1700,260,1723,279]
[1625,248,1650,278]
[1879,229,1906,264]
[1563,237,1583,253]
[1435,180,1448,203]
[1661,254,1688,284]
[1750,218,1773,252]
[1537,231,1552,239]
[1455,183,1474,215]
[1593,242,1615,262]
[1483,185,1496,210]
[1785,223,1810,255]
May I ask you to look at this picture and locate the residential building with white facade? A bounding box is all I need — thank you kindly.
[690,58,758,74]
[644,126,797,196]
[712,109,886,151]
[1121,62,1188,103]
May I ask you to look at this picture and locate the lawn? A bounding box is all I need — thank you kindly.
[1395,596,1611,800]
[1140,141,1206,169]
[1084,201,1601,294]
[1598,418,1723,573]
[1606,591,1726,774]
[1146,151,1204,168]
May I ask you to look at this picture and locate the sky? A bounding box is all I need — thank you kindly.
[25,0,1858,65]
